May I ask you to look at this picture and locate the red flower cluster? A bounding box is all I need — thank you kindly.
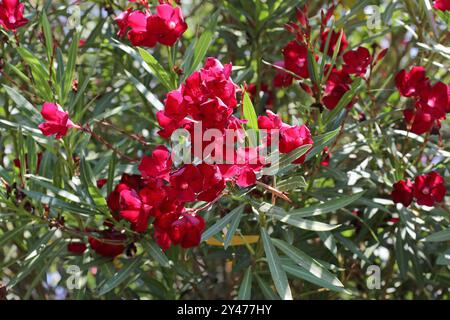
[115,3,187,47]
[391,172,446,207]
[396,66,449,134]
[38,103,79,139]
[0,0,28,31]
[277,6,376,110]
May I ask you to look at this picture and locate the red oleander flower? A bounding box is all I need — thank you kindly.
[258,111,313,164]
[196,164,225,201]
[403,109,438,135]
[146,4,187,46]
[169,213,205,249]
[219,147,265,188]
[272,61,294,88]
[322,66,353,110]
[414,172,446,206]
[88,230,126,257]
[0,0,28,31]
[283,40,310,79]
[391,179,414,207]
[67,242,87,255]
[115,4,187,47]
[169,164,203,202]
[343,47,373,77]
[395,66,428,98]
[38,102,77,139]
[320,29,348,57]
[118,189,152,233]
[416,81,448,120]
[434,0,450,11]
[322,83,350,110]
[139,145,172,181]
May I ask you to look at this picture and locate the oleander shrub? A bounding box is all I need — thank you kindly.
[0,0,449,300]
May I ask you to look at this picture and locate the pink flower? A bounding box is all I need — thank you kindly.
[343,47,372,77]
[0,0,28,31]
[391,179,414,207]
[38,102,77,139]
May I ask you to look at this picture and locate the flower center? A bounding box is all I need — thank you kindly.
[168,21,176,29]
[422,187,430,195]
[180,182,189,190]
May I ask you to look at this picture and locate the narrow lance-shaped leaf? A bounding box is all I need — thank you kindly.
[260,228,293,300]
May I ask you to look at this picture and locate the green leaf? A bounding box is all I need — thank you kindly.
[287,192,365,218]
[257,202,341,231]
[0,223,34,248]
[41,12,53,62]
[282,262,351,294]
[17,47,53,101]
[62,33,79,104]
[242,91,259,132]
[272,239,343,287]
[3,85,40,124]
[255,275,279,300]
[307,49,319,87]
[237,267,252,300]
[223,205,244,249]
[305,128,340,161]
[142,239,171,268]
[422,229,450,242]
[201,204,245,242]
[138,48,176,91]
[260,228,292,300]
[184,12,218,77]
[262,144,313,176]
[277,175,307,191]
[98,255,145,296]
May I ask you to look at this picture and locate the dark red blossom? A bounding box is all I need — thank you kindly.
[169,213,205,249]
[391,179,414,207]
[416,81,448,120]
[413,172,446,206]
[320,29,348,57]
[88,230,126,258]
[343,47,373,77]
[283,41,310,79]
[0,0,28,31]
[434,0,450,11]
[67,242,87,255]
[403,109,437,135]
[395,66,428,98]
[139,145,172,181]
